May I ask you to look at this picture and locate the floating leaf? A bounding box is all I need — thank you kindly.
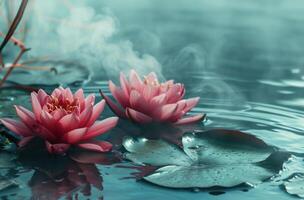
[284,174,304,198]
[123,129,290,188]
[124,137,192,167]
[1,60,90,86]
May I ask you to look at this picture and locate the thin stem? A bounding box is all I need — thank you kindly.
[0,0,28,53]
[0,32,26,51]
[0,54,4,68]
[0,47,29,87]
[7,64,52,70]
[0,32,29,86]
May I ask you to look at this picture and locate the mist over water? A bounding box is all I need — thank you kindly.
[3,0,304,105]
[95,0,304,107]
[1,0,163,79]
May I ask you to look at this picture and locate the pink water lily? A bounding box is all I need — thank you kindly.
[0,87,118,154]
[100,70,205,125]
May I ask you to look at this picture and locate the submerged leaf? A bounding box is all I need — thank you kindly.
[1,60,90,86]
[0,178,18,191]
[123,129,290,188]
[284,174,304,198]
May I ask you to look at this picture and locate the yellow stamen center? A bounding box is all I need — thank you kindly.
[46,96,79,114]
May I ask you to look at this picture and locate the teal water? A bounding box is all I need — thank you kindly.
[1,0,304,199]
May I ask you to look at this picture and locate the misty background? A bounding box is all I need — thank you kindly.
[1,0,304,109]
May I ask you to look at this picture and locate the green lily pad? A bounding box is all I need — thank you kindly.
[2,60,91,86]
[124,137,192,167]
[123,129,290,188]
[284,174,304,198]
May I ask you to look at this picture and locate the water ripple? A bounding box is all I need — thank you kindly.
[191,101,304,154]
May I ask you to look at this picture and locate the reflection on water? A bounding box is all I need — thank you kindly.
[0,146,122,199]
[28,160,102,199]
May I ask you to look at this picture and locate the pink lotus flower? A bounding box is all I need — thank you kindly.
[100,70,205,125]
[0,87,118,154]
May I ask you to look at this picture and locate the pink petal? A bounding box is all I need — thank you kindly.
[184,97,200,113]
[51,109,66,121]
[150,93,167,107]
[109,81,129,108]
[180,85,186,98]
[45,141,70,154]
[74,88,85,111]
[129,70,143,91]
[159,80,174,93]
[153,104,178,121]
[40,110,58,134]
[64,127,87,144]
[51,87,62,97]
[77,140,112,152]
[120,72,131,98]
[129,90,148,113]
[35,125,57,141]
[87,100,105,126]
[99,90,126,118]
[0,118,32,137]
[166,84,184,103]
[84,94,95,108]
[143,85,159,101]
[174,114,205,125]
[31,92,42,121]
[126,108,153,123]
[129,90,141,107]
[15,106,36,128]
[18,136,34,147]
[74,88,85,100]
[79,105,93,127]
[82,117,118,140]
[58,113,80,133]
[164,80,174,85]
[145,72,158,83]
[37,89,48,105]
[167,100,187,121]
[64,88,74,101]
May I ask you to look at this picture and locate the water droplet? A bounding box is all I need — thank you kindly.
[54,178,64,183]
[192,188,200,192]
